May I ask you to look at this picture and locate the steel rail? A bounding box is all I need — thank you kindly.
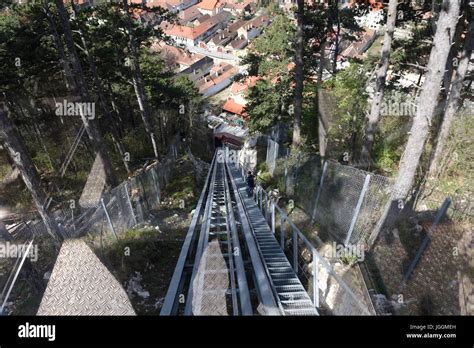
[223,161,252,315]
[160,153,217,315]
[183,159,219,315]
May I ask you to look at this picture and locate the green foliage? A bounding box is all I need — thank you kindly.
[246,79,290,133]
[243,15,296,133]
[372,114,410,175]
[324,62,369,159]
[250,15,295,76]
[0,1,204,212]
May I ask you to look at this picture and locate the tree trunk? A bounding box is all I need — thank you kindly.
[0,108,62,242]
[392,0,462,201]
[359,0,398,168]
[317,40,328,161]
[428,19,474,177]
[42,0,76,90]
[71,0,131,174]
[122,0,159,159]
[332,9,340,74]
[54,0,117,187]
[292,0,304,148]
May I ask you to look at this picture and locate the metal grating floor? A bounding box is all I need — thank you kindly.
[229,165,318,316]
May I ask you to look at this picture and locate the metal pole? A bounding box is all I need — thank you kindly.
[71,208,75,232]
[271,200,275,234]
[124,183,137,226]
[151,168,161,204]
[280,216,285,249]
[265,193,270,225]
[312,249,319,308]
[1,240,34,314]
[284,148,289,192]
[292,229,298,273]
[101,198,118,240]
[311,161,328,222]
[345,174,371,246]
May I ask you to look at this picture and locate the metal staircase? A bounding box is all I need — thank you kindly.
[228,163,318,316]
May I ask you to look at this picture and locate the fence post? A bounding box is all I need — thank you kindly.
[70,208,75,233]
[312,249,319,308]
[271,200,275,234]
[280,216,285,249]
[124,183,137,226]
[151,168,161,205]
[311,161,328,222]
[292,229,298,273]
[266,196,271,223]
[101,198,118,240]
[345,174,371,246]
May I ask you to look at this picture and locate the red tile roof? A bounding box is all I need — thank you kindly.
[230,76,260,94]
[152,41,205,67]
[198,0,225,10]
[178,4,202,22]
[223,98,246,116]
[198,64,239,93]
[162,12,229,40]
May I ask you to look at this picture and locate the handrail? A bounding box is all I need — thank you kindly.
[237,157,372,315]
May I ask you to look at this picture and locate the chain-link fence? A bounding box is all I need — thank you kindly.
[310,161,393,246]
[261,140,394,248]
[8,138,181,243]
[266,139,279,175]
[69,138,181,241]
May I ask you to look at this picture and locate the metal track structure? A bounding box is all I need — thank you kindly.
[161,149,318,315]
[161,153,255,315]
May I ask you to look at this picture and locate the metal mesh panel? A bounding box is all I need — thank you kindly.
[263,138,394,247]
[266,139,279,174]
[313,161,367,243]
[352,173,393,245]
[62,137,182,240]
[102,183,136,237]
[294,156,323,215]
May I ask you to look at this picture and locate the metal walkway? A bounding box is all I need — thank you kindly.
[228,164,318,316]
[161,149,318,315]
